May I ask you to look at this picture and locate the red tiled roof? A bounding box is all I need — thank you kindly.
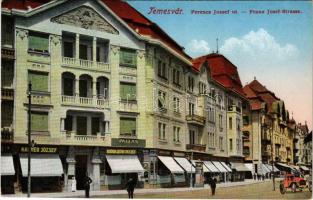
[193,53,245,97]
[244,79,280,113]
[248,79,269,93]
[2,0,191,62]
[2,0,49,10]
[243,85,257,98]
[250,99,263,111]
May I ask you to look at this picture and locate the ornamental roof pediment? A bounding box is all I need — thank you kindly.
[51,5,119,35]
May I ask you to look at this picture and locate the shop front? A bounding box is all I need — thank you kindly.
[230,162,250,182]
[18,146,63,193]
[104,148,144,190]
[212,161,228,182]
[1,154,16,194]
[203,161,220,183]
[157,155,185,187]
[174,156,195,187]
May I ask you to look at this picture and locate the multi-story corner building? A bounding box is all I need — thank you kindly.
[242,78,296,173]
[2,0,247,193]
[193,54,247,181]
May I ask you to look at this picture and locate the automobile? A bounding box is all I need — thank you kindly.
[280,173,307,194]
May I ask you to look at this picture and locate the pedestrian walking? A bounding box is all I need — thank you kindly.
[253,173,257,180]
[84,175,92,198]
[71,176,76,192]
[209,178,217,196]
[125,177,137,199]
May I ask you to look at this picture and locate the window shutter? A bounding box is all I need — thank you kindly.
[31,112,48,131]
[28,71,48,92]
[29,34,49,52]
[120,118,136,135]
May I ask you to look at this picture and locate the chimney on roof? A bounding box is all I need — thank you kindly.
[254,76,256,80]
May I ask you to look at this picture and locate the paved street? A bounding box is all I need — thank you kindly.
[98,181,312,199]
[2,179,312,199]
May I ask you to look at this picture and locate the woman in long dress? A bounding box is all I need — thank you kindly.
[71,176,77,192]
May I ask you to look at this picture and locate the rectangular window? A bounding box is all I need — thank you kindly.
[28,71,49,92]
[243,116,249,125]
[120,48,137,67]
[79,44,88,60]
[158,90,166,110]
[188,76,194,92]
[173,126,180,142]
[237,118,241,130]
[91,117,100,135]
[120,117,136,136]
[63,41,74,58]
[29,32,49,53]
[173,68,180,85]
[199,82,206,94]
[120,82,136,101]
[173,97,180,113]
[229,117,232,130]
[230,139,233,151]
[77,116,87,135]
[219,137,223,150]
[189,130,195,144]
[219,114,223,130]
[158,122,166,140]
[64,115,73,131]
[31,112,48,132]
[189,103,195,115]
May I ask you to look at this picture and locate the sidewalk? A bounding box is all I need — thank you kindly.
[2,179,273,198]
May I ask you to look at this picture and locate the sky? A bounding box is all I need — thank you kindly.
[129,1,313,129]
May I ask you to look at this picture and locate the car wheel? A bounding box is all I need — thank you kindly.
[291,183,297,193]
[280,183,286,195]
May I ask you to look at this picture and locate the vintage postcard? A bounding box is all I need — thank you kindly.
[1,0,312,199]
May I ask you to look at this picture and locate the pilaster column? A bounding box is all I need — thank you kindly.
[75,33,80,60]
[60,118,65,132]
[66,147,76,192]
[93,81,97,98]
[87,116,92,135]
[93,37,97,62]
[91,147,102,191]
[73,115,77,133]
[75,79,79,97]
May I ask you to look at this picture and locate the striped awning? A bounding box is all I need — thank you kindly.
[203,161,220,172]
[1,155,15,176]
[221,162,232,172]
[174,157,195,173]
[212,161,228,173]
[158,156,184,174]
[192,160,210,173]
[265,164,280,172]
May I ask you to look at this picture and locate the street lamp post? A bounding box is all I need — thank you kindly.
[190,151,193,188]
[27,82,32,197]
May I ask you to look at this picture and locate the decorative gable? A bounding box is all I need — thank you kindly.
[51,6,119,34]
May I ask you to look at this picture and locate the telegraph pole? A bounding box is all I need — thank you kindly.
[190,152,193,188]
[27,82,32,197]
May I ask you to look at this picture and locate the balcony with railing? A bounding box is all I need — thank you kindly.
[1,88,14,100]
[227,105,241,113]
[186,144,206,152]
[61,131,109,146]
[62,57,110,72]
[186,114,206,126]
[119,101,138,112]
[61,95,109,109]
[2,47,15,60]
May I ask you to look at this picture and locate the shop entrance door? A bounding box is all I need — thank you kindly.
[75,155,87,190]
